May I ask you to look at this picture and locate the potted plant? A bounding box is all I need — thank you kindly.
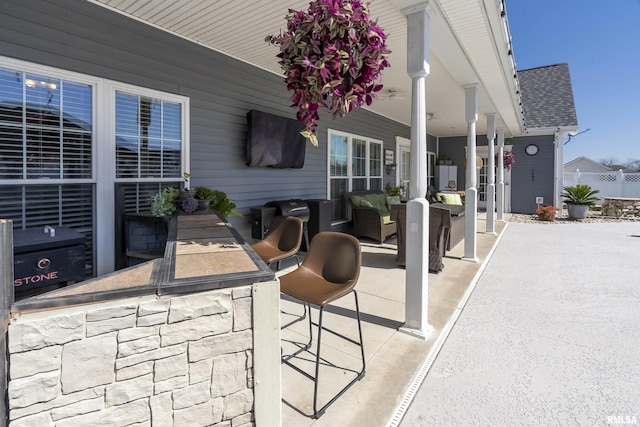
[193,186,216,211]
[562,184,600,219]
[151,187,178,217]
[536,204,556,222]
[209,190,238,220]
[266,0,390,146]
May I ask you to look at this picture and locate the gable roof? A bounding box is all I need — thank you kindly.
[518,63,578,130]
[564,156,611,171]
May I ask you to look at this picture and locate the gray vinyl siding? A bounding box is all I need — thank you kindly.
[508,135,555,214]
[0,0,410,233]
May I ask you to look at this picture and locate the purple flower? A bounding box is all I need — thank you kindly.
[181,196,198,213]
[266,0,391,146]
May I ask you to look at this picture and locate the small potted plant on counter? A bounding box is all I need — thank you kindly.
[151,187,178,217]
[193,186,216,211]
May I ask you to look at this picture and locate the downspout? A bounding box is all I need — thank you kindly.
[554,130,564,217]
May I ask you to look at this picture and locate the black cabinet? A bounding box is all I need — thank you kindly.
[124,213,170,266]
[302,199,332,251]
[250,206,277,240]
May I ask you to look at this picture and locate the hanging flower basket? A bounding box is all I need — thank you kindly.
[266,0,391,146]
[495,151,515,171]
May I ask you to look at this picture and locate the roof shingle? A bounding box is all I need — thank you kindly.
[518,63,578,129]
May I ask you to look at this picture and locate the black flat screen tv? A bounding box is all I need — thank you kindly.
[246,110,306,169]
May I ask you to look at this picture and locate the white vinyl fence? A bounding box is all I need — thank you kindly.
[563,170,640,203]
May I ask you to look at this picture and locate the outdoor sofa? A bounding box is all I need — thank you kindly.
[428,187,465,251]
[345,190,397,243]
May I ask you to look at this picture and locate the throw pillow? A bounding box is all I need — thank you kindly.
[350,195,363,207]
[386,195,401,206]
[360,199,374,208]
[435,193,443,202]
[440,193,463,205]
[374,193,389,214]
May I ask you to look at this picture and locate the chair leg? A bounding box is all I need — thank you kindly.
[281,293,365,419]
[281,303,313,361]
[280,301,308,330]
[312,291,366,419]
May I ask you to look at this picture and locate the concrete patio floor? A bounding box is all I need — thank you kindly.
[276,215,508,426]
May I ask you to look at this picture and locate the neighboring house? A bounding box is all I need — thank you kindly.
[564,157,612,173]
[0,0,577,277]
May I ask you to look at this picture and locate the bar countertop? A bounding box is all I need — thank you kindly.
[12,213,275,313]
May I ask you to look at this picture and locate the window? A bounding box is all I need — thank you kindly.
[114,90,184,215]
[328,130,382,222]
[0,57,189,275]
[0,66,95,275]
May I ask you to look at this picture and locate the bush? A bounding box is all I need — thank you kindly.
[536,205,556,221]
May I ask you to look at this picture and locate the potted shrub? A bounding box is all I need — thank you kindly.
[536,205,556,222]
[151,187,178,217]
[562,184,600,219]
[193,186,216,211]
[209,190,238,220]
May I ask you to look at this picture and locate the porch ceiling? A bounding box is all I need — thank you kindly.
[88,0,525,138]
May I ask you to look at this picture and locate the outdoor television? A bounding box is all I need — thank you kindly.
[245,110,306,169]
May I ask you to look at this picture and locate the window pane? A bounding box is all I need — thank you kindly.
[330,178,348,221]
[370,178,382,191]
[0,125,23,179]
[370,142,381,177]
[116,91,182,179]
[0,184,94,277]
[0,69,93,180]
[352,178,367,191]
[118,182,176,214]
[352,138,366,177]
[330,134,348,177]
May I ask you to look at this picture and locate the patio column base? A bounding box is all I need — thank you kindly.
[399,323,433,340]
[462,256,479,263]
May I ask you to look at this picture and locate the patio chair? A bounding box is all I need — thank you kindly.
[250,216,303,270]
[280,231,365,418]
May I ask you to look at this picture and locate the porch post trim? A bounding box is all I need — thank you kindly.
[400,2,433,339]
[463,84,479,263]
[485,113,496,234]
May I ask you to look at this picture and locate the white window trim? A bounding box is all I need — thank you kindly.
[327,129,383,191]
[327,129,383,224]
[0,55,190,275]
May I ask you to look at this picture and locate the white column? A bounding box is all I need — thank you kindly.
[463,84,478,262]
[485,114,496,234]
[553,131,563,218]
[400,2,434,339]
[496,128,505,221]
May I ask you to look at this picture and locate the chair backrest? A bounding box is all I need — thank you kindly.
[263,216,303,252]
[303,232,361,288]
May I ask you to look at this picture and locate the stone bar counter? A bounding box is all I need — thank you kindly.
[7,213,281,427]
